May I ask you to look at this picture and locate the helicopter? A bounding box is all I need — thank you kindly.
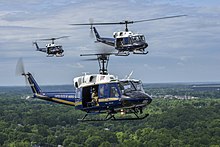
[16,54,152,121]
[70,15,186,56]
[32,36,69,57]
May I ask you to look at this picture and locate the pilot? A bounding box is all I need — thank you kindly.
[92,88,99,106]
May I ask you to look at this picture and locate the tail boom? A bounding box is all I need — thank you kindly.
[33,42,46,52]
[93,27,115,46]
[22,72,76,106]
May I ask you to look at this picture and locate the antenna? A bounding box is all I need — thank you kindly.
[126,71,133,79]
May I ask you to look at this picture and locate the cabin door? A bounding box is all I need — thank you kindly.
[82,85,99,107]
[82,86,91,107]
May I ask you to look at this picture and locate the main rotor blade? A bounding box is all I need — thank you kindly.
[133,15,187,23]
[70,22,125,26]
[80,53,116,56]
[70,17,128,25]
[70,15,186,26]
[38,36,70,41]
[55,36,70,40]
[82,58,98,61]
[38,38,53,41]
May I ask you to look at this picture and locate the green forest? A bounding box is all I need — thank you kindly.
[0,85,220,147]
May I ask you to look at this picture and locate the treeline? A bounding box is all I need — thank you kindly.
[0,92,219,146]
[144,84,220,99]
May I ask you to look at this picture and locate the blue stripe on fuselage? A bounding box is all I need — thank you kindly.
[42,92,76,102]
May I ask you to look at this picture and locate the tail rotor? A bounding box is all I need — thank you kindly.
[89,18,95,38]
[16,58,42,94]
[16,58,28,85]
[16,58,25,76]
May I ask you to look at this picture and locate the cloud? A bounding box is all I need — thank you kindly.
[66,62,84,69]
[177,62,184,66]
[1,0,220,85]
[179,56,192,61]
[144,64,166,71]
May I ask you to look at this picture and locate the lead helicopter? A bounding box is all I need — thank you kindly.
[32,36,69,57]
[70,15,186,56]
[16,54,152,121]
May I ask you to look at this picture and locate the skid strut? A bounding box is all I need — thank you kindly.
[78,111,149,122]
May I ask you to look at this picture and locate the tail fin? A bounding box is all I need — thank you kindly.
[93,27,101,40]
[23,72,42,94]
[33,42,46,52]
[33,42,40,51]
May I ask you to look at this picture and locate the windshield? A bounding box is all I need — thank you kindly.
[131,35,145,43]
[119,80,144,93]
[119,81,135,93]
[140,35,145,41]
[132,81,145,92]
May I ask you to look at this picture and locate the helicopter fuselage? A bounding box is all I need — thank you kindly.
[33,36,68,57]
[93,27,148,55]
[24,72,152,120]
[71,15,186,56]
[46,43,64,56]
[114,31,148,53]
[73,73,152,113]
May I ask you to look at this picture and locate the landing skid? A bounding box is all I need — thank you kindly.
[46,54,64,57]
[116,51,130,56]
[78,112,149,122]
[55,54,64,57]
[47,54,54,57]
[133,50,149,55]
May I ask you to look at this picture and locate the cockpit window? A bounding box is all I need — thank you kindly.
[120,80,144,93]
[140,35,145,41]
[131,35,145,43]
[132,36,139,42]
[132,81,144,92]
[119,81,135,93]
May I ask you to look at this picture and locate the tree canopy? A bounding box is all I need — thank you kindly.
[0,85,219,146]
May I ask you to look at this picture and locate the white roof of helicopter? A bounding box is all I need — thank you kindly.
[113,31,143,38]
[46,43,61,47]
[73,73,118,88]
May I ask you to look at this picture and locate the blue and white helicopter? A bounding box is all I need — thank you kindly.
[70,15,186,56]
[17,55,152,121]
[33,36,69,57]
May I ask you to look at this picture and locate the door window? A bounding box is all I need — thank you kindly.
[110,84,120,98]
[99,84,108,98]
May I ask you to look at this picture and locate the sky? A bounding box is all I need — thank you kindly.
[0,0,220,86]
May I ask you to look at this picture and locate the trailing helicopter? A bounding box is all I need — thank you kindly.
[16,55,152,121]
[32,36,69,57]
[70,15,186,56]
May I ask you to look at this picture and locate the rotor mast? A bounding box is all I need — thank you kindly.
[124,21,132,32]
[51,38,55,44]
[80,53,112,75]
[97,54,109,75]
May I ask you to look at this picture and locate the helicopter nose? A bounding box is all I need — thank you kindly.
[145,42,148,48]
[142,94,152,105]
[121,92,152,107]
